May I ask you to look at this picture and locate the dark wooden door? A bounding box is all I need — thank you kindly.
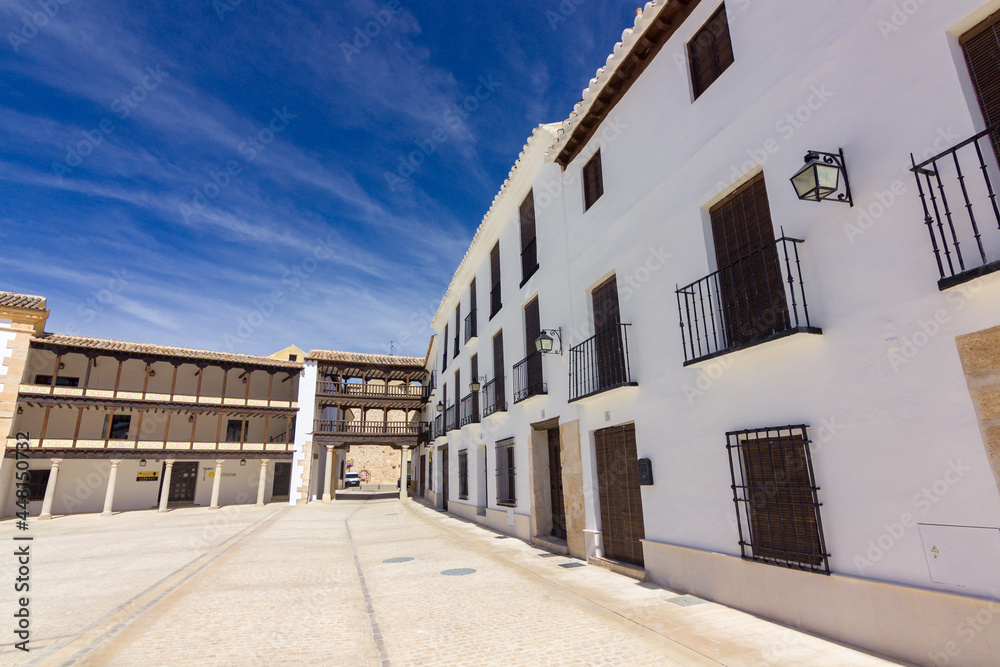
[441,446,449,510]
[963,12,1000,157]
[594,424,645,567]
[548,428,566,540]
[419,454,426,495]
[592,276,625,388]
[470,354,479,419]
[524,297,543,394]
[710,174,788,347]
[271,462,291,497]
[168,461,199,502]
[492,331,505,411]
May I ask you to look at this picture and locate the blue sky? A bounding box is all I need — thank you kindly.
[0,0,642,358]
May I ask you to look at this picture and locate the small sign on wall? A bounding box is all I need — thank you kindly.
[136,471,159,482]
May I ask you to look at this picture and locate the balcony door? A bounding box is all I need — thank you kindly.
[592,276,625,389]
[711,174,788,347]
[524,297,542,395]
[963,12,1000,156]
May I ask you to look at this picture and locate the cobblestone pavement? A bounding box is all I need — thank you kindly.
[0,496,898,666]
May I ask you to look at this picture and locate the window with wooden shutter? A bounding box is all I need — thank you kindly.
[496,437,516,507]
[489,242,502,318]
[583,150,604,211]
[453,303,460,358]
[727,425,830,574]
[962,12,1000,155]
[442,324,448,371]
[689,4,734,100]
[458,450,469,499]
[520,191,539,284]
[466,277,477,342]
[710,173,789,347]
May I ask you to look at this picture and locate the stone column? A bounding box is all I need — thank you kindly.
[101,459,122,517]
[158,460,174,512]
[399,446,408,500]
[38,458,62,520]
[322,445,334,502]
[209,459,224,509]
[256,459,269,506]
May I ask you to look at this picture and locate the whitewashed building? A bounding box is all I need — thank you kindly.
[414,1,1000,664]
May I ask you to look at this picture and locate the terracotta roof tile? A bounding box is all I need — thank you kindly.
[31,333,303,369]
[0,291,47,311]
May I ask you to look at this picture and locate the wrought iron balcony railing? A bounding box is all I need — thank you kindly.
[312,420,425,436]
[568,323,637,402]
[464,309,477,342]
[911,123,1000,289]
[445,405,458,432]
[675,235,820,366]
[513,351,546,403]
[459,392,480,426]
[433,414,444,439]
[482,377,506,417]
[316,381,429,400]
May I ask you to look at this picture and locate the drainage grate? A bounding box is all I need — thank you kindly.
[558,562,586,569]
[383,557,414,563]
[665,595,707,607]
[441,568,476,576]
[537,553,560,558]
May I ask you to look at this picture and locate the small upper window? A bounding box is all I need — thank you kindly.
[583,150,604,211]
[689,4,734,100]
[288,354,297,361]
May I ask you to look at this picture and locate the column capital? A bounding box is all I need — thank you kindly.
[164,459,175,468]
[109,459,123,467]
[50,458,63,467]
[214,459,225,466]
[260,458,270,465]
[325,444,334,453]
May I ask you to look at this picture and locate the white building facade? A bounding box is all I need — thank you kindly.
[414,1,1000,664]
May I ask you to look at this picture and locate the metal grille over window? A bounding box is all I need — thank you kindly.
[496,437,516,507]
[726,425,830,574]
[458,450,469,499]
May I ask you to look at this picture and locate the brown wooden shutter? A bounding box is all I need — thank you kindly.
[583,150,604,211]
[710,174,788,345]
[490,242,501,317]
[592,276,625,387]
[740,433,823,567]
[962,12,1000,155]
[520,191,538,282]
[689,4,734,99]
[594,423,645,567]
[492,330,504,381]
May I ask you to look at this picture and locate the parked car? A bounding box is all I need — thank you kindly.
[345,472,360,488]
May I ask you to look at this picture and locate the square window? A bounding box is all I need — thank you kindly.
[689,4,734,100]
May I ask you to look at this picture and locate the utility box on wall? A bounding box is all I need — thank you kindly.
[638,458,653,485]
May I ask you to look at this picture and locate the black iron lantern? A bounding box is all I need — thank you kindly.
[469,379,481,393]
[139,458,147,467]
[240,458,247,467]
[436,401,444,413]
[790,149,853,206]
[535,328,562,355]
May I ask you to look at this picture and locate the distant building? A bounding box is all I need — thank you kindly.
[413,1,1000,664]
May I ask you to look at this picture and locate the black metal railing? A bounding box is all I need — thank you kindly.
[464,309,477,342]
[445,405,458,432]
[433,414,444,439]
[911,123,1000,289]
[490,285,501,318]
[513,351,546,403]
[459,392,479,426]
[568,323,637,401]
[520,238,538,285]
[675,235,820,366]
[312,420,425,436]
[482,377,506,416]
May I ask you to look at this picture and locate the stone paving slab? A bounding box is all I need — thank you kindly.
[0,496,903,666]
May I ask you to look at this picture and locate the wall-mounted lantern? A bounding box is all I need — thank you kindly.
[16,406,23,415]
[535,328,563,355]
[790,148,853,207]
[469,376,487,393]
[139,458,147,467]
[436,401,444,413]
[240,458,247,467]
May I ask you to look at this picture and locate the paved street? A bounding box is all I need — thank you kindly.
[0,495,897,666]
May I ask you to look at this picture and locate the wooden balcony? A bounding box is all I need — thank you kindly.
[312,420,426,445]
[315,381,430,407]
[19,383,298,410]
[3,437,293,455]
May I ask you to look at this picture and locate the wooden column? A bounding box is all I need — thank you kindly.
[163,409,172,447]
[113,358,124,398]
[169,363,179,401]
[72,407,84,442]
[38,458,62,520]
[209,459,224,509]
[284,416,290,444]
[158,460,174,512]
[141,362,151,399]
[266,372,274,407]
[263,414,271,446]
[101,459,122,517]
[243,369,251,404]
[104,407,115,446]
[39,406,51,446]
[216,368,228,444]
[49,354,62,394]
[82,355,94,395]
[133,409,145,447]
[256,459,269,506]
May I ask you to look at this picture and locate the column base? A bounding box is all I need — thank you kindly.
[158,508,170,513]
[255,502,264,507]
[101,511,113,517]
[209,506,220,510]
[38,514,51,521]
[322,493,332,503]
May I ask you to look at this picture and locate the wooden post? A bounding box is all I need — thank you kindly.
[134,410,144,447]
[243,369,251,403]
[49,354,62,394]
[266,372,274,407]
[82,355,94,394]
[39,406,51,446]
[163,410,172,447]
[113,358,124,398]
[73,407,84,442]
[169,363,178,401]
[142,362,151,399]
